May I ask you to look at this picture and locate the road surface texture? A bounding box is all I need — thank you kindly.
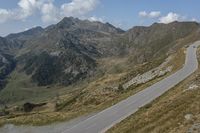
[0,41,199,133]
[63,42,200,133]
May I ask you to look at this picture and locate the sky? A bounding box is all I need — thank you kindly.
[0,0,200,36]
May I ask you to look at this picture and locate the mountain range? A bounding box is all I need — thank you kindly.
[0,17,200,93]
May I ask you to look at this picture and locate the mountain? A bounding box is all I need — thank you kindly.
[55,17,124,34]
[7,26,43,39]
[16,17,125,57]
[0,37,16,90]
[6,26,44,43]
[0,18,200,88]
[115,21,200,63]
[2,17,125,86]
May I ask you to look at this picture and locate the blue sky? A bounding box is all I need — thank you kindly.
[0,0,200,36]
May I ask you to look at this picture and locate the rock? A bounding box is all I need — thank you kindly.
[122,56,173,89]
[50,51,61,56]
[184,114,194,121]
[184,84,199,92]
[188,123,200,133]
[23,102,47,112]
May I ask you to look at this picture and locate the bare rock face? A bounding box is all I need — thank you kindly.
[184,114,194,121]
[188,123,200,133]
[123,57,173,89]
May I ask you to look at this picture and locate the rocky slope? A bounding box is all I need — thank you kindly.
[12,17,125,86]
[0,37,17,90]
[0,18,200,127]
[0,18,200,88]
[116,21,200,63]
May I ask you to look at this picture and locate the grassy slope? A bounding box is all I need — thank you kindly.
[0,30,199,126]
[0,44,185,126]
[106,47,200,133]
[0,70,80,106]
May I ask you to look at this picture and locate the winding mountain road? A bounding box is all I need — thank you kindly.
[63,41,200,133]
[1,42,199,133]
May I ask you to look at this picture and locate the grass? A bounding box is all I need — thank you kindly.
[106,47,200,133]
[0,44,186,126]
[0,70,81,107]
[107,71,200,133]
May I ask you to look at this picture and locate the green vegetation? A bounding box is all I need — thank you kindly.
[0,47,185,126]
[0,70,77,106]
[0,19,200,128]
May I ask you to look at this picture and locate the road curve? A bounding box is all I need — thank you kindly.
[63,41,200,133]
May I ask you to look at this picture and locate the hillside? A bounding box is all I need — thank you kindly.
[0,18,199,100]
[107,42,200,133]
[13,20,200,87]
[0,37,17,90]
[7,17,126,87]
[0,18,200,127]
[114,21,200,63]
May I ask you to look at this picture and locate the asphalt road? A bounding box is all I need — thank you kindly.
[63,42,200,133]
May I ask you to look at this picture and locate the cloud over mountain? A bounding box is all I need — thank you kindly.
[159,12,182,24]
[139,11,161,18]
[0,0,99,23]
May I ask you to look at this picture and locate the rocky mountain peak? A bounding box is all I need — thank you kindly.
[57,17,79,29]
[6,26,44,42]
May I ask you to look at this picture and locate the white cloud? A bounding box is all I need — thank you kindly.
[17,0,36,18]
[139,11,192,24]
[16,0,54,20]
[41,2,60,23]
[159,12,181,24]
[0,0,99,23]
[139,11,148,17]
[88,16,104,22]
[149,11,161,18]
[139,11,161,18]
[0,9,12,23]
[61,0,99,17]
[191,18,198,22]
[0,0,50,22]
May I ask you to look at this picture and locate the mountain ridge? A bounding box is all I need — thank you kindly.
[0,18,200,88]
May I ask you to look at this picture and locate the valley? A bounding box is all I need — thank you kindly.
[0,17,200,132]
